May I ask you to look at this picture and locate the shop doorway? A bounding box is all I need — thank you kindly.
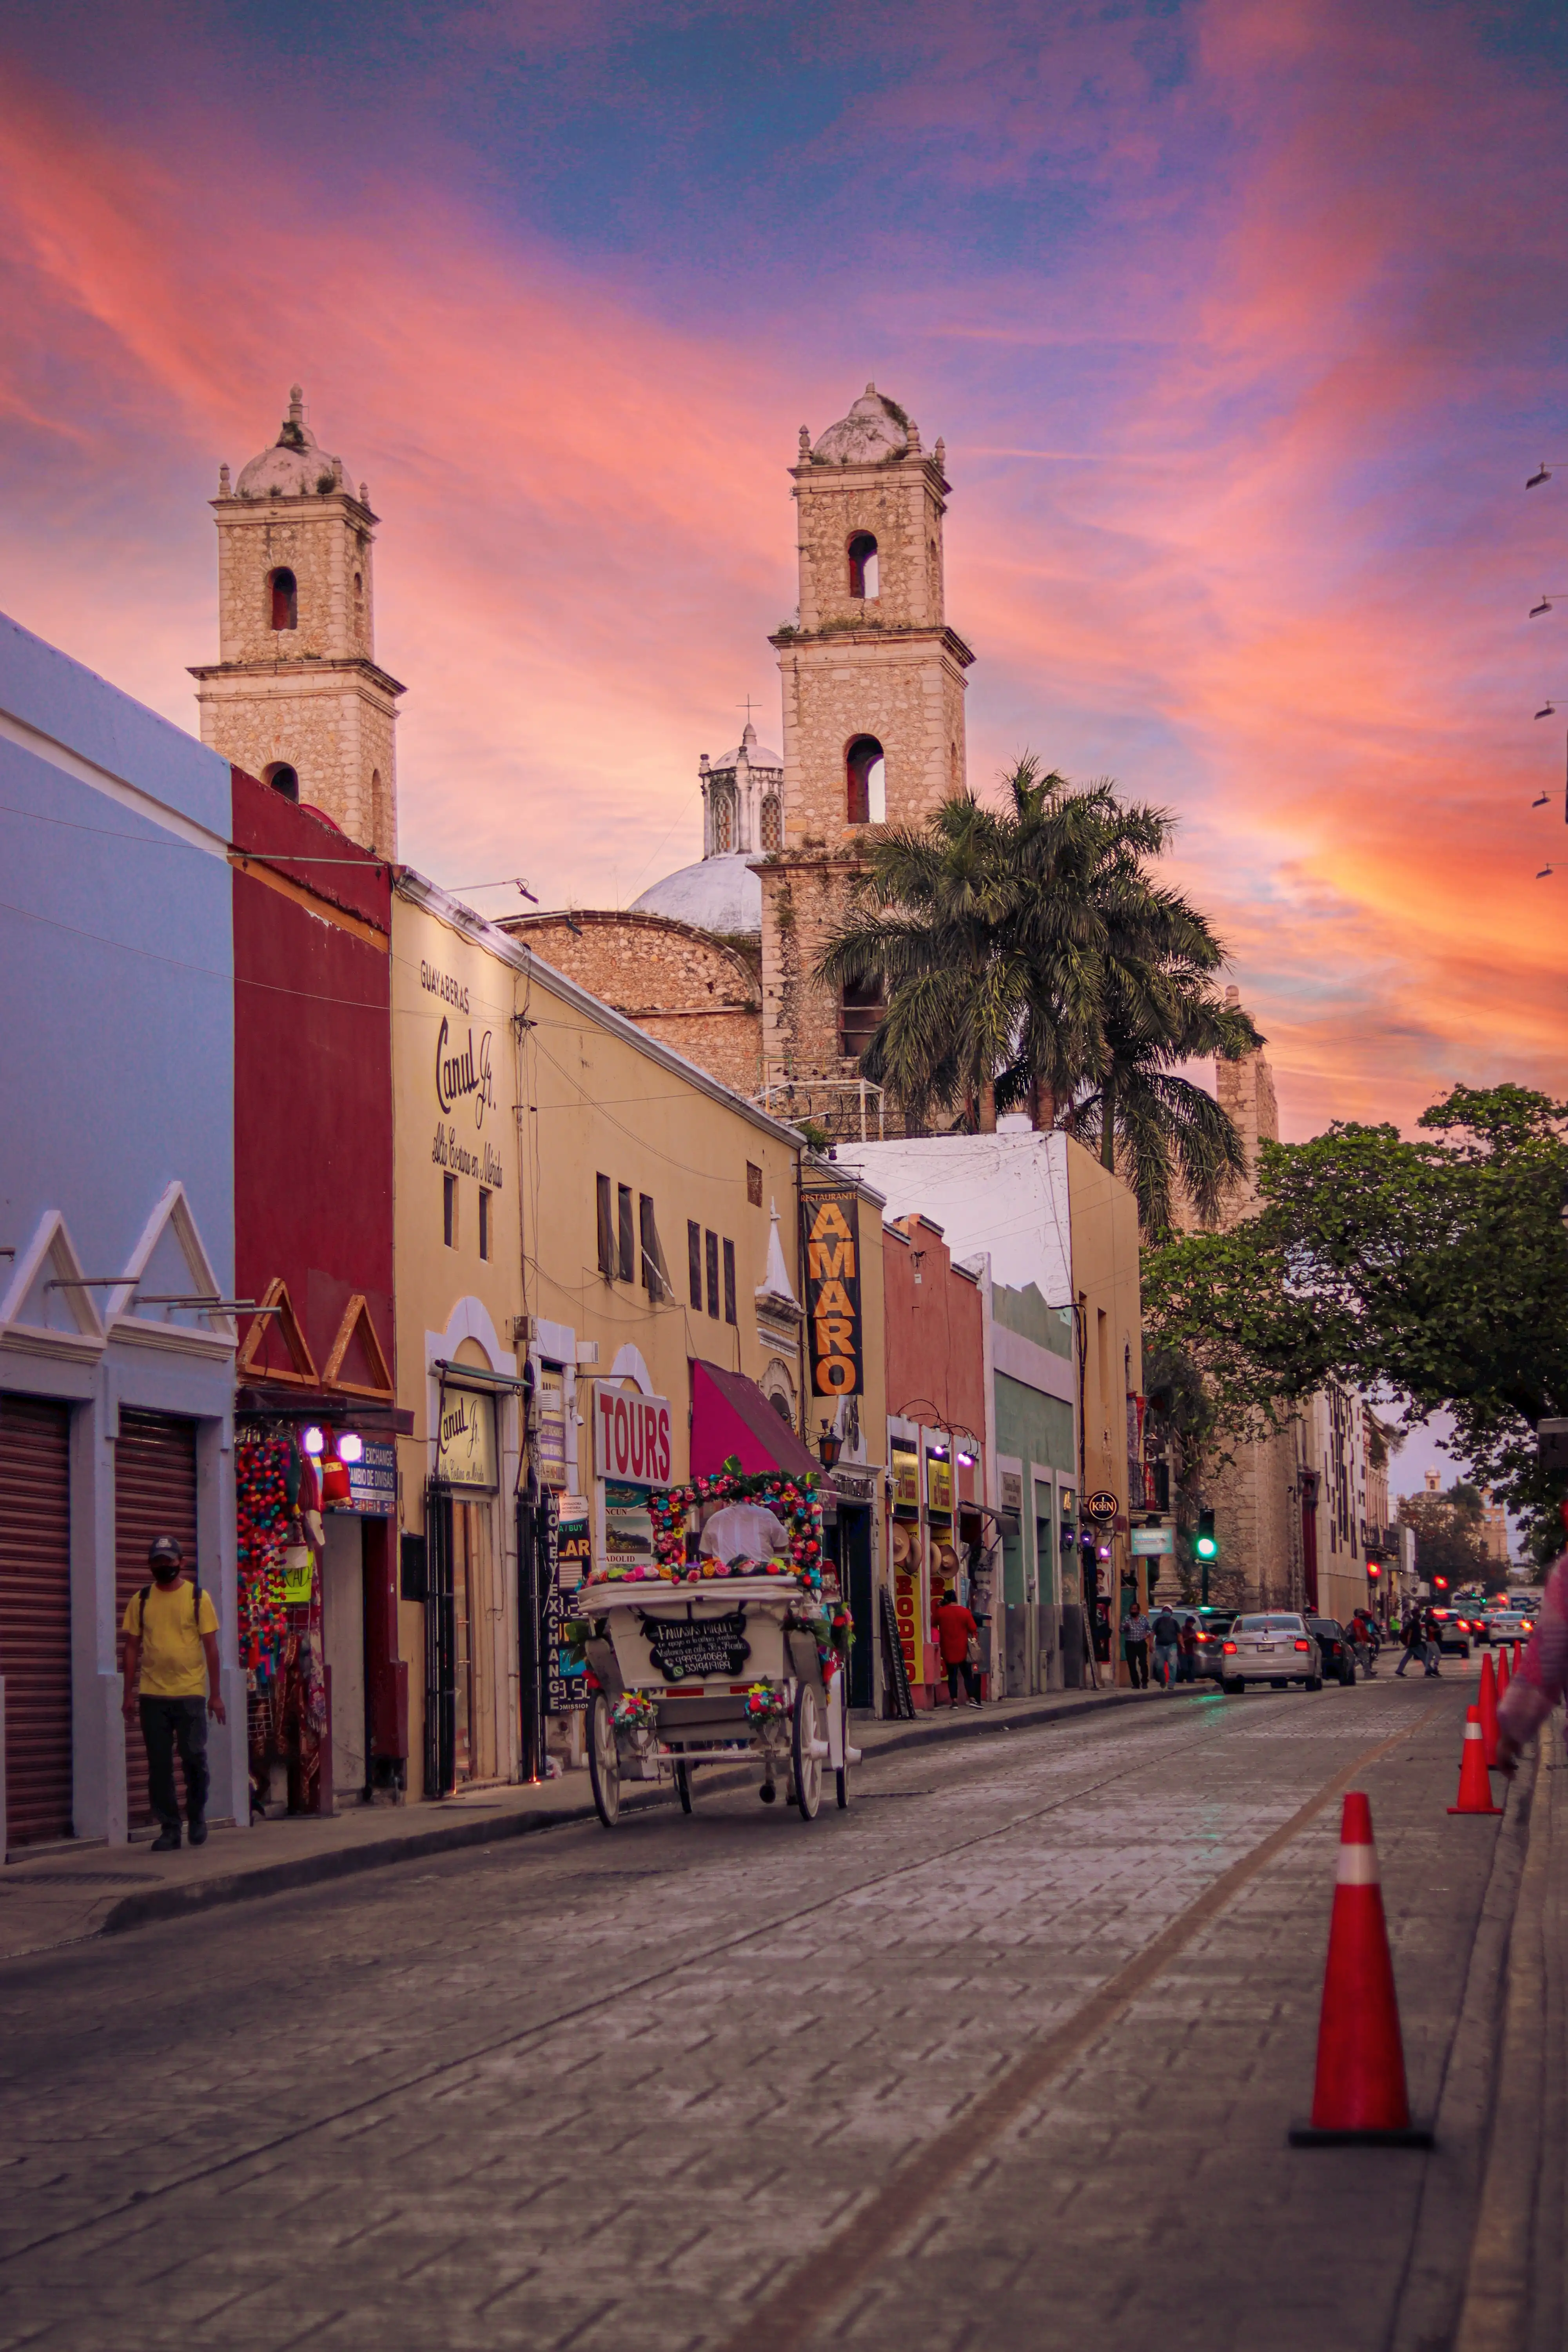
[452,1499,496,1783]
[320,1515,367,1802]
[114,1410,198,1829]
[838,1506,873,1711]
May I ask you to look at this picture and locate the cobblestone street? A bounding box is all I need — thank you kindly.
[0,1678,1531,2350]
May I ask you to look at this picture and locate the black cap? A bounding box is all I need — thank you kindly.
[147,1535,183,1569]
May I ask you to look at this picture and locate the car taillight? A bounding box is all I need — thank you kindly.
[1294,1638,1310,1651]
[1222,1641,1237,1653]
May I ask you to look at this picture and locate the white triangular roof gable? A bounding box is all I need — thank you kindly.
[0,1210,105,1356]
[105,1182,236,1353]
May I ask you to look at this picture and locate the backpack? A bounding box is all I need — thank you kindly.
[137,1561,203,1645]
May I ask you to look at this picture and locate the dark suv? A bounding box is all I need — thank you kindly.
[1308,1617,1356,1686]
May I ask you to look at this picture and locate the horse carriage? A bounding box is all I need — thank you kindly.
[563,1461,857,1827]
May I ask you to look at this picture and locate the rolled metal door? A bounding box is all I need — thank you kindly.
[114,1411,198,1828]
[423,1480,455,1797]
[0,1394,73,1849]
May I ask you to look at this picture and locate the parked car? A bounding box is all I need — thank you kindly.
[1220,1613,1323,1693]
[1308,1617,1357,1686]
[1487,1609,1535,1646]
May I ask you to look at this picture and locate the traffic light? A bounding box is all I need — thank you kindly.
[1195,1508,1218,1602]
[1433,1574,1449,1594]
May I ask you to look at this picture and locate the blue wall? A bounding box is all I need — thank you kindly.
[0,612,234,1290]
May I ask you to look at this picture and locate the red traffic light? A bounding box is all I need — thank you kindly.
[1433,1575,1448,1591]
[1367,1562,1382,1579]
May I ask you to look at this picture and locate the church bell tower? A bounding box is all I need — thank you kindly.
[191,387,403,853]
[759,386,974,1112]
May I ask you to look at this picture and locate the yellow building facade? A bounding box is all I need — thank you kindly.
[391,873,817,1797]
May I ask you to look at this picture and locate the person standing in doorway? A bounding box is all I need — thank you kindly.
[1123,1603,1151,1689]
[931,1586,982,1709]
[1151,1605,1181,1690]
[121,1535,225,1851]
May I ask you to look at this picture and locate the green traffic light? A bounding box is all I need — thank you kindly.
[1194,1535,1217,1558]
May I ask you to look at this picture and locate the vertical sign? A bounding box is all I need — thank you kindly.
[802,1192,864,1398]
[547,1503,592,1713]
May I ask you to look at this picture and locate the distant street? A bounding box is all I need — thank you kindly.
[0,1677,1524,2352]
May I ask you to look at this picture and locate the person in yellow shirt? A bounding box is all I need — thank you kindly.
[121,1535,225,1852]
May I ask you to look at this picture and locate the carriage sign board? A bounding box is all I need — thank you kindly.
[642,1611,751,1682]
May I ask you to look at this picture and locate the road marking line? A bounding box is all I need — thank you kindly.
[722,1696,1451,2352]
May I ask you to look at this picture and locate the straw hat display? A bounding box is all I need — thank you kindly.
[891,1521,915,1570]
[935,1541,960,1576]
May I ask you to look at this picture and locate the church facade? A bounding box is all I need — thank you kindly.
[511,383,974,1138]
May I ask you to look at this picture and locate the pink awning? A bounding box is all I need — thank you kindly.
[689,1358,822,1481]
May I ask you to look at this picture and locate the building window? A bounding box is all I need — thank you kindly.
[723,1239,737,1327]
[639,1194,672,1299]
[597,1174,615,1278]
[688,1220,703,1310]
[760,794,782,851]
[839,976,884,1060]
[263,762,299,802]
[443,1174,457,1249]
[848,532,879,599]
[746,1161,763,1208]
[846,735,886,826]
[268,568,298,632]
[705,1230,720,1320]
[711,786,735,855]
[478,1187,492,1261]
[617,1184,635,1283]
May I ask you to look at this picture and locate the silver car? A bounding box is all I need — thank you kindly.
[1220,1612,1323,1693]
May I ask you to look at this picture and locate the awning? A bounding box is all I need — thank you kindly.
[690,1358,822,1481]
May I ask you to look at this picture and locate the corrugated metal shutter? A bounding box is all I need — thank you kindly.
[0,1394,73,1849]
[115,1411,198,1829]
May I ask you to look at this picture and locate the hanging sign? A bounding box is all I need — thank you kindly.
[802,1192,864,1398]
[345,1441,396,1516]
[437,1387,498,1490]
[591,1384,673,1486]
[642,1610,751,1683]
[1085,1489,1120,1524]
[891,1446,920,1510]
[548,1503,592,1712]
[535,1367,568,1492]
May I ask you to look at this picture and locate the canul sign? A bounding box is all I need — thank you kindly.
[434,1016,495,1128]
[591,1384,673,1487]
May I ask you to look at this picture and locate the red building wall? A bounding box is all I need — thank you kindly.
[882,1214,986,1504]
[230,767,394,1376]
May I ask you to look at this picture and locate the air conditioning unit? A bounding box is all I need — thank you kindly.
[575,1339,599,1368]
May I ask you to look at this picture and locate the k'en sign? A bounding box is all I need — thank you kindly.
[592,1383,673,1487]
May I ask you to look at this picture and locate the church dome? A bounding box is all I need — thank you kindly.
[812,383,910,466]
[708,723,783,776]
[631,853,762,937]
[235,386,350,500]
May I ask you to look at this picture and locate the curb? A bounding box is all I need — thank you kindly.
[96,1682,1165,1938]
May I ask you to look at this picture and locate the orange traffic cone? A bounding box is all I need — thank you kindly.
[1497,1645,1511,1703]
[1448,1704,1503,1815]
[1289,1792,1432,2146]
[1477,1651,1499,1767]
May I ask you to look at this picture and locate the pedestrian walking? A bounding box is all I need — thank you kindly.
[1123,1605,1151,1688]
[1394,1613,1422,1677]
[1423,1606,1443,1676]
[120,1534,225,1851]
[1151,1605,1181,1690]
[931,1587,982,1709]
[1177,1613,1201,1683]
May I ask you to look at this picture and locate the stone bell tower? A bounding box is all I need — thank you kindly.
[758,385,974,1121]
[191,387,403,853]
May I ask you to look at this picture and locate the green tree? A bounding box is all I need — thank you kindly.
[816,762,1260,1229]
[1142,1083,1568,1547]
[1395,1482,1489,1587]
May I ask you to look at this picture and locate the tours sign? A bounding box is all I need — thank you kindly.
[802,1191,864,1399]
[592,1384,674,1487]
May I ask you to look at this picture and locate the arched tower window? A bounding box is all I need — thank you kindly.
[846,736,886,826]
[711,786,735,855]
[839,975,884,1061]
[760,794,782,851]
[264,762,299,802]
[268,568,298,632]
[848,532,879,600]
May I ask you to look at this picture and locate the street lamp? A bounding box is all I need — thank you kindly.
[1530,595,1568,618]
[1527,463,1568,489]
[817,1422,842,1470]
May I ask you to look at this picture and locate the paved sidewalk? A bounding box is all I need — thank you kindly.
[0,1678,1169,1956]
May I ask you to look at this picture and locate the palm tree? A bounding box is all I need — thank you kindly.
[815,761,1261,1230]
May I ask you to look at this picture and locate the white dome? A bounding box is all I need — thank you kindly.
[631,854,761,937]
[812,383,910,466]
[236,387,351,500]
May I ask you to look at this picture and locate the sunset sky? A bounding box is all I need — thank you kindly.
[3,0,1567,1140]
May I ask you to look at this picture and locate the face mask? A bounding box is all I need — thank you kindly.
[151,1565,181,1586]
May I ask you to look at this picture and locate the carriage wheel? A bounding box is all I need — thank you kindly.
[675,1760,695,1814]
[834,1684,851,1810]
[792,1683,823,1821]
[588,1694,621,1828]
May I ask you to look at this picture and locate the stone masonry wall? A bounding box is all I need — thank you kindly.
[507,913,763,1100]
[213,494,376,668]
[196,669,397,853]
[792,454,946,635]
[776,635,968,846]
